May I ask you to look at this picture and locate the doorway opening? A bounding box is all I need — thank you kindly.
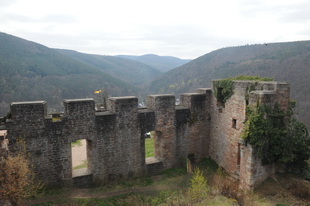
[71,139,91,177]
[187,154,196,174]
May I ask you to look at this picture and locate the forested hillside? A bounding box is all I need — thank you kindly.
[117,54,191,72]
[57,50,162,86]
[149,41,310,129]
[0,32,140,115]
[2,31,310,129]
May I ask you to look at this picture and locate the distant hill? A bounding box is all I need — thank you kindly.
[57,50,162,86]
[149,41,310,129]
[116,54,191,72]
[0,32,140,115]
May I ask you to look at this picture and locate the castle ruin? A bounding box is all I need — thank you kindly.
[2,80,290,190]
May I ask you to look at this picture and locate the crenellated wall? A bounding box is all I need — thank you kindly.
[3,80,290,190]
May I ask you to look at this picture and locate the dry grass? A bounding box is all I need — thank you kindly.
[240,174,310,206]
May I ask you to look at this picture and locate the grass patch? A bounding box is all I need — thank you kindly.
[39,186,70,197]
[90,177,154,194]
[73,194,131,206]
[31,194,131,206]
[71,140,82,147]
[51,116,62,122]
[198,157,219,173]
[145,137,154,158]
[73,160,88,170]
[119,177,153,188]
[159,167,187,178]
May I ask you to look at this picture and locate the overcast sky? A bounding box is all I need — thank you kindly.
[1,0,310,59]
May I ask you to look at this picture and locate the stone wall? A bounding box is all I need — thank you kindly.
[3,80,290,190]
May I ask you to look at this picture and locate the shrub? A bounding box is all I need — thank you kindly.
[187,168,208,202]
[0,139,43,205]
[242,103,310,173]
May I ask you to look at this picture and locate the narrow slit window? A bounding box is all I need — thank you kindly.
[232,118,237,129]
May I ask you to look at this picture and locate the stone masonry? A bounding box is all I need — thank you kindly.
[3,80,290,190]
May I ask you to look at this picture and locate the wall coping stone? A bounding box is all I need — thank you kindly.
[138,109,154,113]
[11,101,46,105]
[108,96,137,100]
[181,93,205,96]
[250,90,275,95]
[64,98,94,103]
[95,111,115,116]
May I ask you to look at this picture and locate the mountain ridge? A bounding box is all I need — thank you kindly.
[148,41,310,129]
[56,49,162,86]
[116,54,191,72]
[0,32,140,114]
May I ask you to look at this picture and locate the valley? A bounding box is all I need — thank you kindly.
[1,32,310,130]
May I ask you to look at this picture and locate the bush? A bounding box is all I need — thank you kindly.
[0,139,43,205]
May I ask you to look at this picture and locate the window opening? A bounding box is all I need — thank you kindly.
[232,118,237,129]
[145,131,155,158]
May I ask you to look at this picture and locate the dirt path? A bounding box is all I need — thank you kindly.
[26,185,177,205]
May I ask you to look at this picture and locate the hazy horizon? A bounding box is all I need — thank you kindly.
[1,0,310,59]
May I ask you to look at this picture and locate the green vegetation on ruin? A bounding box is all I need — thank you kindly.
[212,79,234,104]
[212,75,273,104]
[225,75,273,81]
[242,102,310,176]
[71,140,82,147]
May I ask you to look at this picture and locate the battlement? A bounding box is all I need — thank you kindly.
[4,80,290,189]
[64,98,95,118]
[8,80,289,122]
[10,101,47,121]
